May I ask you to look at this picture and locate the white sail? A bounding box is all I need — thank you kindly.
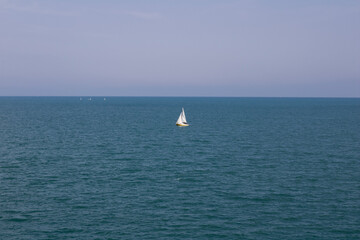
[176,107,188,125]
[176,112,183,124]
[181,108,187,123]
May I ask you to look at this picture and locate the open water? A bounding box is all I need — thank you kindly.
[0,97,359,239]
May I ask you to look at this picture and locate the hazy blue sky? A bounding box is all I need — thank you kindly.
[0,0,359,96]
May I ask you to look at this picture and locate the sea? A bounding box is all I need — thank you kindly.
[0,97,359,239]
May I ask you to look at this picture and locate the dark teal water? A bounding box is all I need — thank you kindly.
[1,97,359,239]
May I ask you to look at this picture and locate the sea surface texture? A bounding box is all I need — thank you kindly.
[0,97,359,239]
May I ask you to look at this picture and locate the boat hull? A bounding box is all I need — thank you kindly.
[176,123,189,127]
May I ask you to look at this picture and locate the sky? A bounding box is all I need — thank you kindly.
[0,0,359,97]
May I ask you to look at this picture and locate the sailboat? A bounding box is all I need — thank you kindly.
[176,108,189,126]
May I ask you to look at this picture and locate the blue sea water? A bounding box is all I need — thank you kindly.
[0,97,359,239]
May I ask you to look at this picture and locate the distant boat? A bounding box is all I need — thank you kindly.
[176,108,189,126]
[104,98,106,101]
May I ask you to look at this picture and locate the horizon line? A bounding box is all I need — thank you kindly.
[0,96,359,99]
